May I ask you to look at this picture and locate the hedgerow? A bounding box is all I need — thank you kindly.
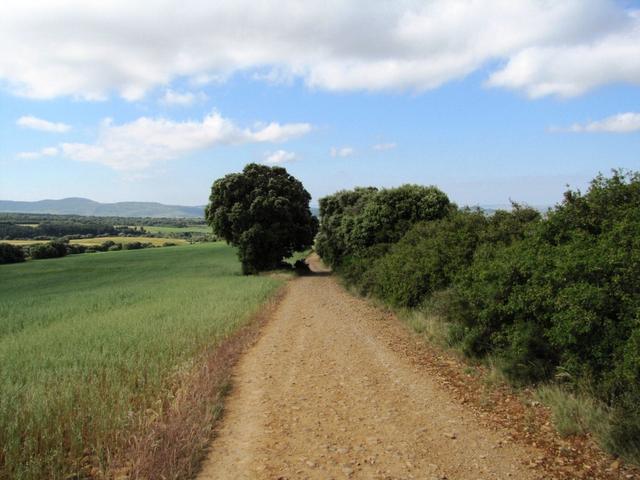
[0,243,25,264]
[317,170,640,462]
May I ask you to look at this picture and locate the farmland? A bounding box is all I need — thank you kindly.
[142,225,211,234]
[69,235,188,246]
[0,243,284,479]
[2,236,188,247]
[0,239,43,246]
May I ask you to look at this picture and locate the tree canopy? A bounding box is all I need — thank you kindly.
[206,163,318,274]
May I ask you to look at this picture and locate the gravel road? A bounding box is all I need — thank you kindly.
[197,254,541,479]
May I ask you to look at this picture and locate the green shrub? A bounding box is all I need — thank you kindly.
[123,241,146,250]
[332,205,539,309]
[445,171,640,459]
[66,244,87,255]
[315,187,377,266]
[0,243,25,264]
[365,210,488,308]
[317,185,450,267]
[29,241,68,260]
[98,240,117,251]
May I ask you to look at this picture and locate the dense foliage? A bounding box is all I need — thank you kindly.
[448,172,640,458]
[317,170,640,461]
[29,241,69,260]
[0,243,25,264]
[206,163,318,274]
[315,184,451,266]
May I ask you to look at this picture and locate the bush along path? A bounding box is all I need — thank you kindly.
[196,255,637,479]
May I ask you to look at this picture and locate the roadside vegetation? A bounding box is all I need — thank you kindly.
[0,243,285,479]
[316,170,640,464]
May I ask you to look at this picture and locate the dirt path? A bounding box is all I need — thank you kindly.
[197,255,542,479]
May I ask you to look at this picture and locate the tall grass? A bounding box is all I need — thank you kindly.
[0,243,283,479]
[536,385,608,437]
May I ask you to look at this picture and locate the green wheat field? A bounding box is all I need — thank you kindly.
[0,243,283,479]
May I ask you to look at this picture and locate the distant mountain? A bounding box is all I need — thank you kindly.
[0,197,205,218]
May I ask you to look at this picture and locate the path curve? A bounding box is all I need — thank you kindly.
[197,255,541,479]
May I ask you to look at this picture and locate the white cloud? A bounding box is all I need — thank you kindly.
[16,116,71,133]
[264,149,297,165]
[251,122,312,142]
[373,142,396,151]
[556,112,640,133]
[487,23,640,98]
[159,89,207,106]
[330,146,354,158]
[17,146,59,159]
[41,146,59,156]
[59,112,311,170]
[0,1,638,99]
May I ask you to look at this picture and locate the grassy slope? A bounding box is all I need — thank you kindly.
[0,243,283,479]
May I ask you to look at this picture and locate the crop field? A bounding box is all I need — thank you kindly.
[141,225,211,234]
[2,236,188,247]
[68,235,188,246]
[0,243,284,479]
[1,239,44,246]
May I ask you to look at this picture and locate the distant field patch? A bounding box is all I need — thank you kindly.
[2,239,45,246]
[69,235,188,246]
[142,225,211,234]
[0,243,284,479]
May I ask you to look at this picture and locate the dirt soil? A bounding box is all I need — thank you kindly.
[197,255,637,480]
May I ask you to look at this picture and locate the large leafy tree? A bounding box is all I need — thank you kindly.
[206,163,318,274]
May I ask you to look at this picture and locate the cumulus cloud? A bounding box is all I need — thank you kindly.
[0,1,638,99]
[330,146,354,158]
[487,23,640,98]
[17,116,71,133]
[556,112,640,133]
[17,146,59,159]
[159,89,207,106]
[373,142,396,151]
[59,112,311,170]
[264,149,297,165]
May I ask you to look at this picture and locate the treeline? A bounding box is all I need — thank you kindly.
[0,212,206,227]
[0,221,129,239]
[0,212,214,242]
[0,213,209,240]
[316,171,640,462]
[0,240,170,264]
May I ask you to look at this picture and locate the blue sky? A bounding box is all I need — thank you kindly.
[1,1,639,207]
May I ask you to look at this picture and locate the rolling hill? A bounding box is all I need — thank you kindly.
[0,197,205,218]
